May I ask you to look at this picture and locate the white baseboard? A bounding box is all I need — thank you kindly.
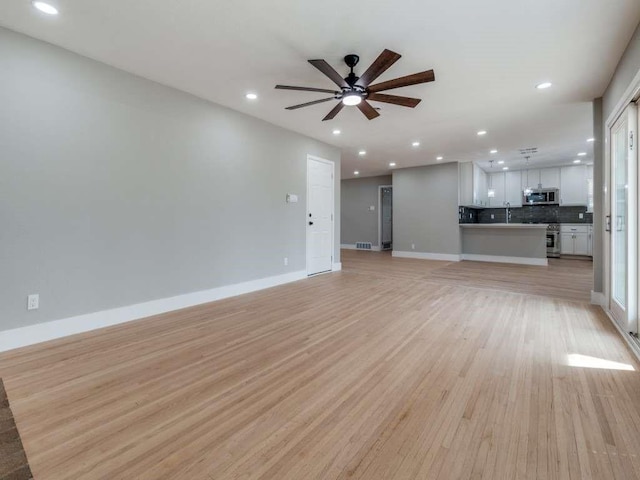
[340,244,381,251]
[460,253,548,266]
[0,270,308,353]
[392,251,461,262]
[590,291,606,306]
[600,306,640,364]
[332,262,342,271]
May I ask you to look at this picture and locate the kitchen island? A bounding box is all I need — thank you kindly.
[459,223,548,266]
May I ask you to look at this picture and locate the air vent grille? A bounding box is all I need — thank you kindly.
[356,242,373,250]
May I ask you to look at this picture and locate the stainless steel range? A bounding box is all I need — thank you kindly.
[547,223,560,258]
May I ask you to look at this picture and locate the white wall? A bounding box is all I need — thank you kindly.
[0,27,340,331]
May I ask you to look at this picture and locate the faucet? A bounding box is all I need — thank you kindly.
[505,202,511,224]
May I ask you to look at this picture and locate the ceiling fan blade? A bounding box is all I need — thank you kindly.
[368,69,435,93]
[275,85,340,94]
[308,59,349,88]
[355,49,401,87]
[367,93,422,108]
[357,100,381,120]
[322,102,345,121]
[285,97,336,110]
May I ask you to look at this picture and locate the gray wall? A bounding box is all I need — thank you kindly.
[597,21,640,293]
[341,175,392,247]
[592,98,603,292]
[0,27,340,331]
[461,227,547,259]
[392,163,460,255]
[603,22,640,121]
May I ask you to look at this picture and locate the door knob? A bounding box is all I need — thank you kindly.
[309,221,314,225]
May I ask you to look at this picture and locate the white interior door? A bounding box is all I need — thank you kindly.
[307,156,334,275]
[608,103,638,333]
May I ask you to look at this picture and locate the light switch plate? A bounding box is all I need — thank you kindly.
[286,194,298,203]
[369,205,375,211]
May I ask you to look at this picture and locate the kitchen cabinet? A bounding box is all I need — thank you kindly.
[488,172,505,207]
[560,165,587,206]
[482,170,522,207]
[505,171,523,206]
[459,162,489,207]
[587,224,593,256]
[473,164,488,207]
[560,224,590,256]
[539,167,560,188]
[521,167,560,190]
[586,165,594,213]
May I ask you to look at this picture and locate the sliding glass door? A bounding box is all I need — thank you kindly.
[608,103,638,333]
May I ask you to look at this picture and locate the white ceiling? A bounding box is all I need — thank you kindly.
[2,0,639,179]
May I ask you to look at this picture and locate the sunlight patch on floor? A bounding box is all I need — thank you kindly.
[567,353,635,371]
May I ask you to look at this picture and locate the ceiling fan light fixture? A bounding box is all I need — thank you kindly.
[342,93,362,106]
[32,1,58,15]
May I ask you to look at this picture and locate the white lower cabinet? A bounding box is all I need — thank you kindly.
[560,224,590,256]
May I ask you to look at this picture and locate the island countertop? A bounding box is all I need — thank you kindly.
[459,223,548,229]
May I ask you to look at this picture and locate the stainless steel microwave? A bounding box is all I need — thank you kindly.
[523,188,559,205]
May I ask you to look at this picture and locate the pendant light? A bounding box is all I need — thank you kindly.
[523,156,532,195]
[487,160,496,198]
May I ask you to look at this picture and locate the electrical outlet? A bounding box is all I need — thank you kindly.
[579,213,584,219]
[27,294,39,311]
[491,214,495,219]
[284,257,288,266]
[411,243,415,250]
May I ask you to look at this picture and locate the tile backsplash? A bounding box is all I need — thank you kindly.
[460,205,593,224]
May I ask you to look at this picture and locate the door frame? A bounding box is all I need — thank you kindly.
[604,76,640,340]
[306,154,335,276]
[378,184,393,250]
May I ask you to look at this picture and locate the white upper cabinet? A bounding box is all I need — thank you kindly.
[521,167,560,190]
[473,164,488,207]
[586,165,594,212]
[505,171,523,206]
[458,162,494,207]
[539,167,560,188]
[560,165,588,205]
[521,169,540,191]
[488,172,506,207]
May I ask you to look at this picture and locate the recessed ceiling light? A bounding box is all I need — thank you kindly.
[332,129,341,135]
[573,159,581,164]
[412,141,420,147]
[389,162,396,167]
[358,150,366,156]
[502,167,509,170]
[577,152,586,156]
[490,149,498,154]
[436,156,443,161]
[497,160,505,165]
[245,93,258,100]
[477,130,487,136]
[536,82,552,89]
[354,171,360,175]
[587,137,595,142]
[32,1,58,14]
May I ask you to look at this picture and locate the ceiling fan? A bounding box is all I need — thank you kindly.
[275,49,435,121]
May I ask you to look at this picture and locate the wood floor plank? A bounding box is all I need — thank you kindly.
[0,250,638,480]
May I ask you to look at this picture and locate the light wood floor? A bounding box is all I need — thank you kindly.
[1,251,639,479]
